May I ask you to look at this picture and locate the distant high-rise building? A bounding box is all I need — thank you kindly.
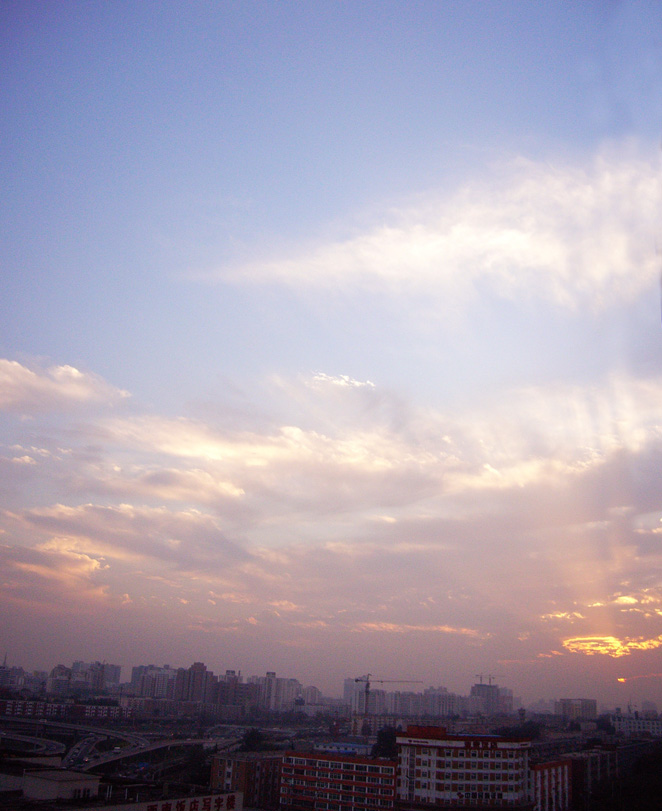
[249,672,302,711]
[173,662,217,702]
[102,663,122,685]
[470,681,500,715]
[555,699,597,721]
[422,686,464,717]
[46,665,72,695]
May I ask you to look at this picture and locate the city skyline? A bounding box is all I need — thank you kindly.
[1,655,637,717]
[2,2,662,708]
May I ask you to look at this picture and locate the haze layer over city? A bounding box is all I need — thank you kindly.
[2,2,662,709]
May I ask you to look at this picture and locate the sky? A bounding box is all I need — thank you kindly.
[2,1,662,709]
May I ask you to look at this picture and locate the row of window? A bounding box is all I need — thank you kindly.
[409,750,520,762]
[413,747,523,756]
[283,779,390,794]
[283,768,392,785]
[408,782,520,793]
[413,774,523,787]
[416,763,521,776]
[315,801,392,810]
[314,790,392,800]
[414,801,513,809]
[289,759,389,771]
[287,762,392,775]
[282,790,387,804]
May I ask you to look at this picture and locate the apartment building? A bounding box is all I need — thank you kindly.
[211,752,284,810]
[280,752,397,811]
[612,714,662,737]
[553,699,597,722]
[529,761,571,811]
[396,725,534,809]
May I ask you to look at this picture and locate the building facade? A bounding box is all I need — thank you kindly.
[553,700,597,722]
[280,752,397,811]
[211,752,283,810]
[529,761,570,811]
[396,725,533,809]
[612,715,662,737]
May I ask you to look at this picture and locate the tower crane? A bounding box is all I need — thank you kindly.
[354,674,423,714]
[475,674,501,685]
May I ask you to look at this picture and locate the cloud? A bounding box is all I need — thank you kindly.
[0,359,129,414]
[0,541,110,611]
[563,635,662,657]
[23,366,662,547]
[352,622,487,637]
[209,148,662,314]
[309,373,375,389]
[3,355,662,694]
[82,467,246,509]
[98,413,441,518]
[5,503,248,570]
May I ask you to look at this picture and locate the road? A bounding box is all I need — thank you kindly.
[76,736,242,771]
[0,729,65,755]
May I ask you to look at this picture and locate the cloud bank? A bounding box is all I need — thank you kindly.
[2,352,662,699]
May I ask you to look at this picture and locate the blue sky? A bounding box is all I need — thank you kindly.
[2,1,662,706]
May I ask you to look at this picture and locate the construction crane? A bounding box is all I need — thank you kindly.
[355,674,423,713]
[475,674,501,685]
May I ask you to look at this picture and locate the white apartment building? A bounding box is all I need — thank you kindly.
[612,714,662,737]
[396,725,534,809]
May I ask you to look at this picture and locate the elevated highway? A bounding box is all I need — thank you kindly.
[0,729,66,755]
[77,736,242,772]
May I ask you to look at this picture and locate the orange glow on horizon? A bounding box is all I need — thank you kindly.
[563,635,662,657]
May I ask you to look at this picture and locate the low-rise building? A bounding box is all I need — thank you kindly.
[280,751,397,811]
[22,769,100,801]
[612,715,662,737]
[212,752,283,809]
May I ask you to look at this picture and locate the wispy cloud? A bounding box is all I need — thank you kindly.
[209,148,662,315]
[5,502,248,569]
[352,622,487,637]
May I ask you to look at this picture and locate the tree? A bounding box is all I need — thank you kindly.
[372,727,397,759]
[240,728,264,752]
